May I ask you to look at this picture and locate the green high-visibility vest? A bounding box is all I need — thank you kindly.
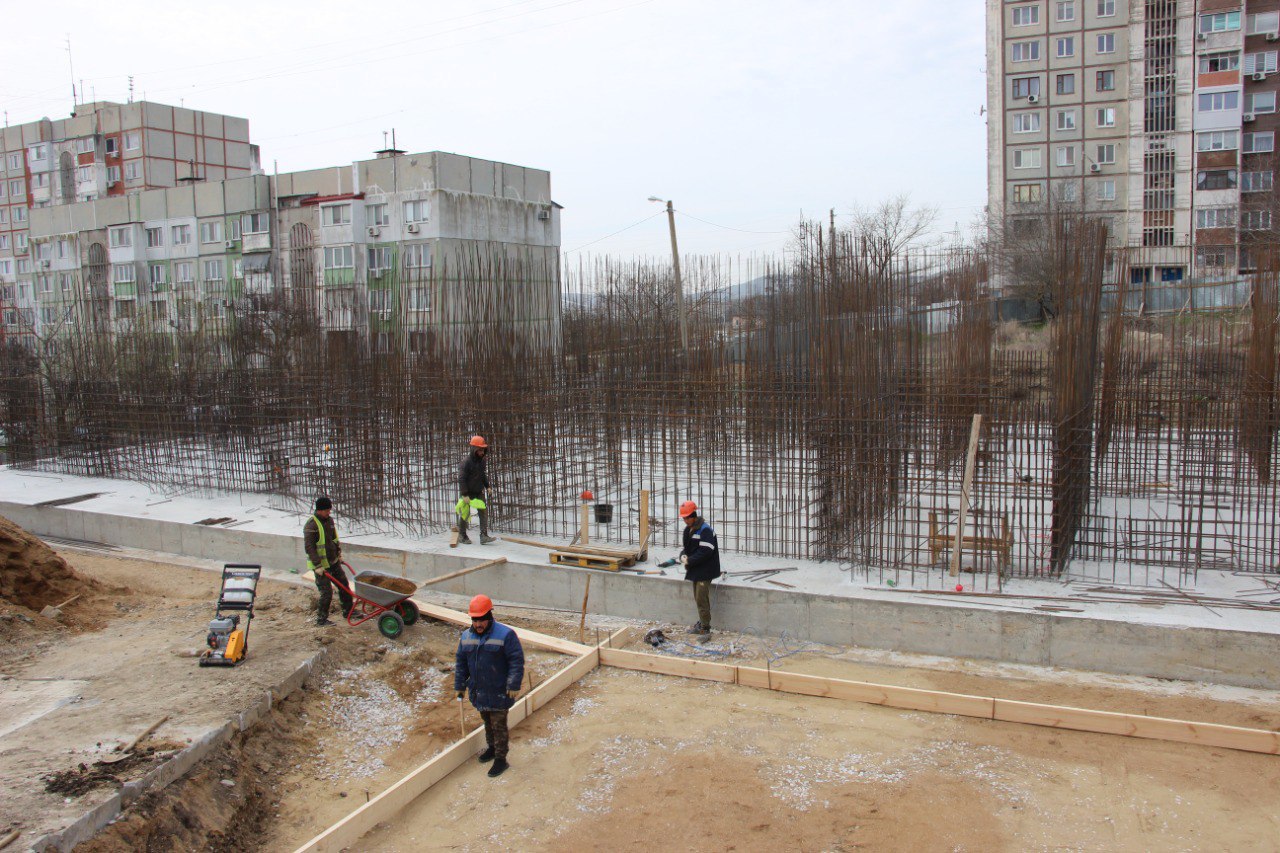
[307,514,338,571]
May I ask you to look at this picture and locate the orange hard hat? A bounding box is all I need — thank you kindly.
[468,594,493,618]
[470,435,488,448]
[679,500,698,518]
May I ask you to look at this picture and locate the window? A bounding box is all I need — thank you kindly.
[1096,33,1115,54]
[0,209,7,224]
[233,258,243,278]
[60,273,73,291]
[1245,52,1280,75]
[403,244,432,268]
[124,131,141,151]
[1249,91,1277,114]
[1012,5,1039,26]
[1247,12,1280,36]
[8,179,23,196]
[202,258,224,284]
[38,276,51,293]
[369,289,393,313]
[175,261,194,284]
[1198,91,1240,111]
[1056,146,1076,167]
[1013,148,1043,168]
[1056,1,1075,22]
[1200,52,1240,74]
[76,165,93,183]
[29,144,47,161]
[1012,183,1043,203]
[1056,73,1075,95]
[1096,143,1116,163]
[242,212,269,233]
[146,227,163,248]
[404,199,430,222]
[149,264,166,288]
[105,137,117,155]
[1243,210,1273,230]
[1056,109,1076,130]
[40,306,55,325]
[1197,207,1237,229]
[1198,169,1238,190]
[1096,107,1116,127]
[74,137,93,154]
[321,204,352,226]
[109,226,132,248]
[34,242,51,261]
[1244,131,1275,153]
[1200,12,1241,34]
[1096,0,1114,17]
[16,256,29,272]
[56,238,68,258]
[1197,130,1239,151]
[323,245,354,268]
[7,153,20,170]
[199,221,223,243]
[31,173,49,189]
[15,233,27,252]
[1012,41,1041,62]
[365,203,389,226]
[1057,37,1075,58]
[124,161,140,181]
[1014,112,1041,133]
[1060,183,1078,202]
[408,287,432,312]
[1097,179,1116,201]
[1242,170,1273,192]
[1013,77,1041,99]
[171,224,192,245]
[106,165,121,184]
[228,218,241,241]
[367,246,393,271]
[112,264,136,284]
[0,236,9,251]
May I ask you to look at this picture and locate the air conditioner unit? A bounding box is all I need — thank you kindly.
[537,209,551,221]
[224,240,235,249]
[1090,163,1102,173]
[1196,32,1207,42]
[1254,72,1268,81]
[1245,113,1257,123]
[39,260,50,269]
[367,226,381,237]
[1268,32,1279,42]
[407,222,419,233]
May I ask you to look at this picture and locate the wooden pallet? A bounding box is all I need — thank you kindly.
[549,551,628,571]
[928,511,1012,570]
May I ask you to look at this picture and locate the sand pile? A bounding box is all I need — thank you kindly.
[0,514,104,611]
[354,572,416,595]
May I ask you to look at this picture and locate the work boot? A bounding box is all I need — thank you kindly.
[487,757,509,777]
[480,534,496,545]
[458,534,473,545]
[316,617,334,627]
[478,746,495,764]
[688,621,705,635]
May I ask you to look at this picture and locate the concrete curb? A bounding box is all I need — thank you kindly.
[26,650,328,853]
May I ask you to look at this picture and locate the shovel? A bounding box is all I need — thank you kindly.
[39,594,81,620]
[101,715,170,764]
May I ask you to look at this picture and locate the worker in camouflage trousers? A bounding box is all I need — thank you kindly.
[678,501,722,636]
[455,594,525,777]
[457,435,495,545]
[304,496,351,627]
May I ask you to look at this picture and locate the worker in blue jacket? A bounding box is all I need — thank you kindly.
[454,593,525,777]
[678,500,722,635]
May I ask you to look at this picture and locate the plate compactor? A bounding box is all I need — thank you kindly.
[200,564,262,667]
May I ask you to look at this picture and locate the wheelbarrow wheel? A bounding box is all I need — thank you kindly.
[396,600,420,626]
[378,611,405,639]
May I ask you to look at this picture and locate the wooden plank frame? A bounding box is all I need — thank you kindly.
[293,628,625,853]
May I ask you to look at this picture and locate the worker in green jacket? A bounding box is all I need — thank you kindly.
[304,496,352,626]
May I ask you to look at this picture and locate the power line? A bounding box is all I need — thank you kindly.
[674,210,791,235]
[564,211,666,254]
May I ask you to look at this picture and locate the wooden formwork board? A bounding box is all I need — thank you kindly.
[549,551,628,571]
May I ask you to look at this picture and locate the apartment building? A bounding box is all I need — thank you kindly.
[987,0,1280,281]
[0,100,256,341]
[21,146,561,351]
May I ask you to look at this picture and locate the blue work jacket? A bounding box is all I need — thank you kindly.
[454,620,525,711]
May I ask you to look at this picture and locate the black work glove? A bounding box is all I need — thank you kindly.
[456,691,465,700]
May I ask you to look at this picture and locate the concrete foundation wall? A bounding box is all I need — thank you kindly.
[3,500,1276,691]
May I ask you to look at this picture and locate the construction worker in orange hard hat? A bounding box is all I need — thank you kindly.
[456,436,494,545]
[658,501,722,636]
[454,593,525,777]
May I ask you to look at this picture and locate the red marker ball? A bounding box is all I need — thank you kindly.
[955,584,964,592]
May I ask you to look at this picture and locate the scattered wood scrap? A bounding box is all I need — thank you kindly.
[194,517,234,526]
[550,552,625,572]
[34,492,104,508]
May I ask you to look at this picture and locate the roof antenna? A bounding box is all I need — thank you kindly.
[128,75,134,104]
[65,35,77,108]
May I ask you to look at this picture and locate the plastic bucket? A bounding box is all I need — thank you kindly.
[594,503,613,524]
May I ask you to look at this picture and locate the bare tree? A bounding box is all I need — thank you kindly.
[848,194,939,276]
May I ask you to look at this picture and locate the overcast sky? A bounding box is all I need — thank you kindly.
[2,0,987,258]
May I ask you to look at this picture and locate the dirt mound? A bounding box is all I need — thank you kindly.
[0,514,105,610]
[354,572,416,595]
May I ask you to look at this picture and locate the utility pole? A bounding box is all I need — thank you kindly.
[663,200,688,353]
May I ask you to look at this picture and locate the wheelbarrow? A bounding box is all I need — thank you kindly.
[321,561,420,639]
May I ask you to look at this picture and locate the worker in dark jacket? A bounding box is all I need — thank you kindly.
[303,496,351,627]
[678,501,722,636]
[457,435,494,545]
[454,594,525,777]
